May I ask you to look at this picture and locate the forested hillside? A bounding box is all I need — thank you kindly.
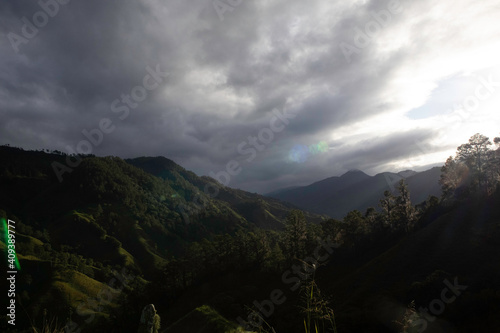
[0,132,499,333]
[267,167,442,219]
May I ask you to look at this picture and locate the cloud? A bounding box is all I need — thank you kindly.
[1,0,499,193]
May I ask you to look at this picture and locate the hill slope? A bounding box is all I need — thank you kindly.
[0,146,319,262]
[319,192,500,332]
[0,146,321,332]
[267,168,442,218]
[126,156,323,228]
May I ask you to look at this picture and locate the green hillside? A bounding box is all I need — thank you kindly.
[0,133,499,333]
[0,146,323,332]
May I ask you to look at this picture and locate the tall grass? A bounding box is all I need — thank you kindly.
[299,261,337,333]
[30,309,65,333]
[394,300,420,333]
[241,260,338,333]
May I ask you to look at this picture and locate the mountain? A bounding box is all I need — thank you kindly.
[267,167,442,219]
[397,169,418,178]
[0,146,321,260]
[0,146,321,331]
[157,189,500,333]
[265,185,303,197]
[318,191,500,332]
[126,156,323,228]
[1,144,500,332]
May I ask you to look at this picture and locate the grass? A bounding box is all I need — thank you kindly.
[30,315,65,333]
[298,260,338,333]
[240,261,338,333]
[117,246,137,267]
[53,269,119,311]
[24,308,66,333]
[301,279,338,333]
[133,223,169,268]
[165,305,245,333]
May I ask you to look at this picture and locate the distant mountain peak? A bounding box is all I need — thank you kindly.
[341,169,368,177]
[269,166,442,219]
[398,170,418,178]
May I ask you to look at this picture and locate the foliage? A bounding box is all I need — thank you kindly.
[31,310,66,333]
[2,138,500,332]
[441,133,500,199]
[300,264,337,333]
[394,180,416,234]
[284,210,309,259]
[393,301,420,333]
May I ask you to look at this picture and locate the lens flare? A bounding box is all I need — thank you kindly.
[309,141,329,154]
[288,145,309,163]
[288,141,329,163]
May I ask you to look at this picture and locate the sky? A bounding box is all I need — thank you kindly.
[1,0,500,193]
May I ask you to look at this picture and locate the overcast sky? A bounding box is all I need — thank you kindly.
[1,0,500,193]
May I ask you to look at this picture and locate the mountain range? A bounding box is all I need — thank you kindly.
[266,168,442,219]
[0,146,320,260]
[2,144,500,333]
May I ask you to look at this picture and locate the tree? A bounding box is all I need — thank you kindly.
[284,210,308,259]
[380,190,396,227]
[439,156,469,200]
[265,243,286,272]
[441,133,499,198]
[394,179,416,234]
[344,210,369,235]
[486,136,500,190]
[249,230,271,267]
[416,195,440,228]
[321,219,344,243]
[343,210,369,255]
[455,133,492,193]
[364,207,377,224]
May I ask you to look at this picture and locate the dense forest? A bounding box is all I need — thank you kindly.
[1,132,499,333]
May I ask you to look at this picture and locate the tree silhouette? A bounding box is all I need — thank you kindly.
[380,190,396,227]
[394,179,416,234]
[284,210,308,259]
[456,133,492,193]
[441,133,499,198]
[440,156,469,200]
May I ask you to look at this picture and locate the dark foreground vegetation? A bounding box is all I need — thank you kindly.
[0,133,499,333]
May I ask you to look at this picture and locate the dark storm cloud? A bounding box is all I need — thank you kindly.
[227,128,444,193]
[1,0,498,193]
